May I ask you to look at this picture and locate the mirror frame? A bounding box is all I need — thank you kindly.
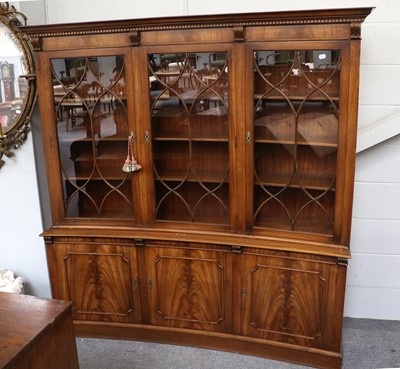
[0,2,36,169]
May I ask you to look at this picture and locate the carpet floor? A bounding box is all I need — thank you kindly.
[76,318,400,369]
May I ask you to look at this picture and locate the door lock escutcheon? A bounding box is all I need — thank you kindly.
[246,131,252,144]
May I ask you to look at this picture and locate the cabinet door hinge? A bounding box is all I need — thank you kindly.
[337,258,348,267]
[43,236,54,244]
[134,238,144,247]
[231,245,242,254]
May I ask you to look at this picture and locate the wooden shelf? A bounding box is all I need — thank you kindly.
[76,208,135,219]
[255,173,335,191]
[155,169,229,183]
[254,94,340,102]
[155,213,230,225]
[254,138,337,148]
[153,134,229,142]
[155,178,229,225]
[254,103,338,147]
[64,178,134,219]
[254,217,334,235]
[62,135,128,143]
[254,187,335,236]
[66,174,129,181]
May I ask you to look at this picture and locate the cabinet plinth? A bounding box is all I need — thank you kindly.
[24,7,372,369]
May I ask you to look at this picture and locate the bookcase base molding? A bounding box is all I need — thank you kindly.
[75,322,343,369]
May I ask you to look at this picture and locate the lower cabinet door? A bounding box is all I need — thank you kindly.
[46,238,141,323]
[241,250,346,351]
[145,241,232,333]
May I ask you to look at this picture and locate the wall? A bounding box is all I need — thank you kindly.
[1,0,399,319]
[0,133,50,297]
[345,1,400,320]
[0,1,50,298]
[347,136,400,319]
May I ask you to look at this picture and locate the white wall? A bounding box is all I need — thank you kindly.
[2,0,399,319]
[0,1,50,298]
[0,134,50,297]
[344,1,400,320]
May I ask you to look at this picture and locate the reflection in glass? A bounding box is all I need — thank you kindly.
[253,50,341,235]
[149,52,230,225]
[51,55,135,219]
[0,22,30,135]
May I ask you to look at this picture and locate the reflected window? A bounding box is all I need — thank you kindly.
[0,23,30,135]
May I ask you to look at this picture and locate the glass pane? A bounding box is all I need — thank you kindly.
[149,52,229,225]
[51,55,135,219]
[253,50,340,235]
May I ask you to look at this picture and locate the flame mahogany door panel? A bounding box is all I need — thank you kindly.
[241,249,346,352]
[46,238,142,323]
[144,240,233,333]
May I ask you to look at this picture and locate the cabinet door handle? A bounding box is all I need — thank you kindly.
[243,288,247,297]
[148,279,153,289]
[134,276,140,288]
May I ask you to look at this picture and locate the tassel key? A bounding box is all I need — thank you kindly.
[122,136,142,173]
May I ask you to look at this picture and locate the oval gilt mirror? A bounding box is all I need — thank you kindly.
[0,2,36,169]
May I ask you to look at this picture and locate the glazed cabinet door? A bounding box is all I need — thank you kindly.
[241,250,346,351]
[247,45,350,242]
[36,48,142,224]
[142,47,235,231]
[45,238,141,323]
[144,240,233,333]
